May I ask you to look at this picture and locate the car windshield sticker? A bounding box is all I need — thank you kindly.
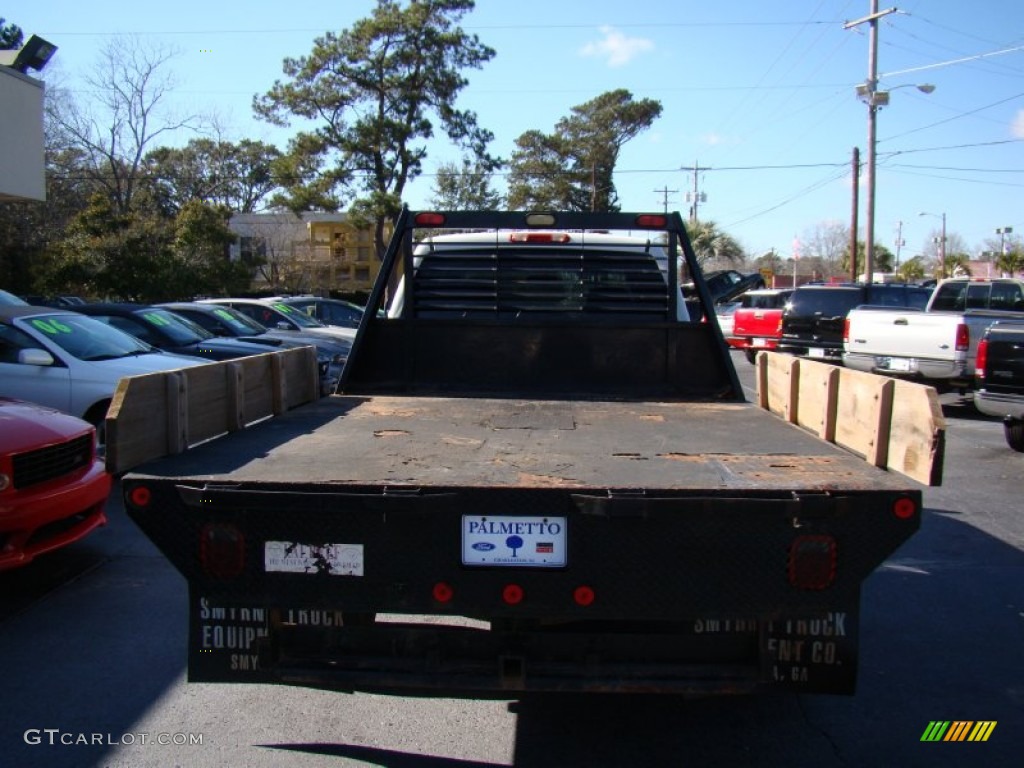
[143,312,171,326]
[31,318,72,334]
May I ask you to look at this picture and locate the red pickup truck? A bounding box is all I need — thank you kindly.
[729,289,793,363]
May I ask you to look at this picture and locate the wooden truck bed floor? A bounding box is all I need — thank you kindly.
[131,395,913,492]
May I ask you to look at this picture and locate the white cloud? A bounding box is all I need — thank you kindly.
[1012,109,1024,138]
[579,26,654,68]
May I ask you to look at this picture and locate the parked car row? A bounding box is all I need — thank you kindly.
[0,397,111,571]
[0,294,371,571]
[717,276,1024,452]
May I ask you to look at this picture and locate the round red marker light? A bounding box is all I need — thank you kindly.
[502,584,524,605]
[573,586,595,607]
[432,581,454,603]
[128,485,152,508]
[893,497,917,519]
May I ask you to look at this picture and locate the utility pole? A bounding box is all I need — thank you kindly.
[846,2,898,284]
[654,186,678,214]
[894,220,905,267]
[680,160,710,224]
[850,147,859,283]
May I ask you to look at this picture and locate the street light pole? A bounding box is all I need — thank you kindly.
[997,226,1013,257]
[920,211,947,278]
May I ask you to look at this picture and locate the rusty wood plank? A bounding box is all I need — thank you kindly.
[167,370,188,455]
[793,359,841,440]
[226,361,245,432]
[888,379,946,486]
[756,351,769,409]
[833,367,891,465]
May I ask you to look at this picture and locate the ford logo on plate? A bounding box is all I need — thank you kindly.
[472,542,496,552]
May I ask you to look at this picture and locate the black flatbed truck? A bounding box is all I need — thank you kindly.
[119,210,938,696]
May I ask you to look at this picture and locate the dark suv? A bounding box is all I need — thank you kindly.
[778,283,934,360]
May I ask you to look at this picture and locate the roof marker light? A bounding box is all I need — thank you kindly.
[509,232,571,244]
[525,213,556,227]
[415,212,445,226]
[635,214,667,228]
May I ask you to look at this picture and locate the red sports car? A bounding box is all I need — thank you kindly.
[0,397,111,570]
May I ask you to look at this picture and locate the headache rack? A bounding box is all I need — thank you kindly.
[340,210,740,400]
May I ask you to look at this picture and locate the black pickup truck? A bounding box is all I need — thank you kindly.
[778,283,933,361]
[975,320,1024,451]
[116,210,937,697]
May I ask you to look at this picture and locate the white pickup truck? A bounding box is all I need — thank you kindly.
[842,277,1024,390]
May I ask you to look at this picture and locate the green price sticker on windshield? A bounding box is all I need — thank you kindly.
[31,318,73,335]
[143,312,171,326]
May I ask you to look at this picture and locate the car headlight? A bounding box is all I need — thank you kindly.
[0,472,10,492]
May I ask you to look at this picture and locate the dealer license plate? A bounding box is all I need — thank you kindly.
[883,357,913,372]
[462,515,567,567]
[264,541,364,575]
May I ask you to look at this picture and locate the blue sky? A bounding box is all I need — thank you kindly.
[9,0,1024,263]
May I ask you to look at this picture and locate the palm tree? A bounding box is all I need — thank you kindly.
[686,220,744,268]
[995,248,1023,277]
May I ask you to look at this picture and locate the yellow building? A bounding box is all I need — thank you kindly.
[229,212,388,294]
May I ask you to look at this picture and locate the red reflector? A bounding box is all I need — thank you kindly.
[509,232,571,244]
[634,214,667,228]
[200,523,245,580]
[893,497,917,520]
[127,485,151,508]
[415,212,445,226]
[433,582,454,603]
[573,586,595,607]
[502,584,524,605]
[788,535,837,590]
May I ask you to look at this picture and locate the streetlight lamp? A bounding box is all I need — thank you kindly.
[857,81,935,283]
[920,211,947,279]
[997,226,1014,256]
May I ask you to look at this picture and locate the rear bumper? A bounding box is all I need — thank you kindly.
[777,341,842,360]
[0,459,111,570]
[843,352,965,380]
[974,389,1024,420]
[194,608,861,696]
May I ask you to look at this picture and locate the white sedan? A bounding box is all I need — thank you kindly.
[0,305,207,433]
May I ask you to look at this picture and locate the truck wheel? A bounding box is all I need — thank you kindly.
[1005,420,1024,452]
[745,349,758,364]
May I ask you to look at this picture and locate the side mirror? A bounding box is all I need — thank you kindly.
[19,348,55,366]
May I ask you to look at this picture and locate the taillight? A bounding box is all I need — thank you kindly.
[955,323,970,352]
[788,535,837,590]
[200,523,245,579]
[843,317,850,343]
[976,337,988,380]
